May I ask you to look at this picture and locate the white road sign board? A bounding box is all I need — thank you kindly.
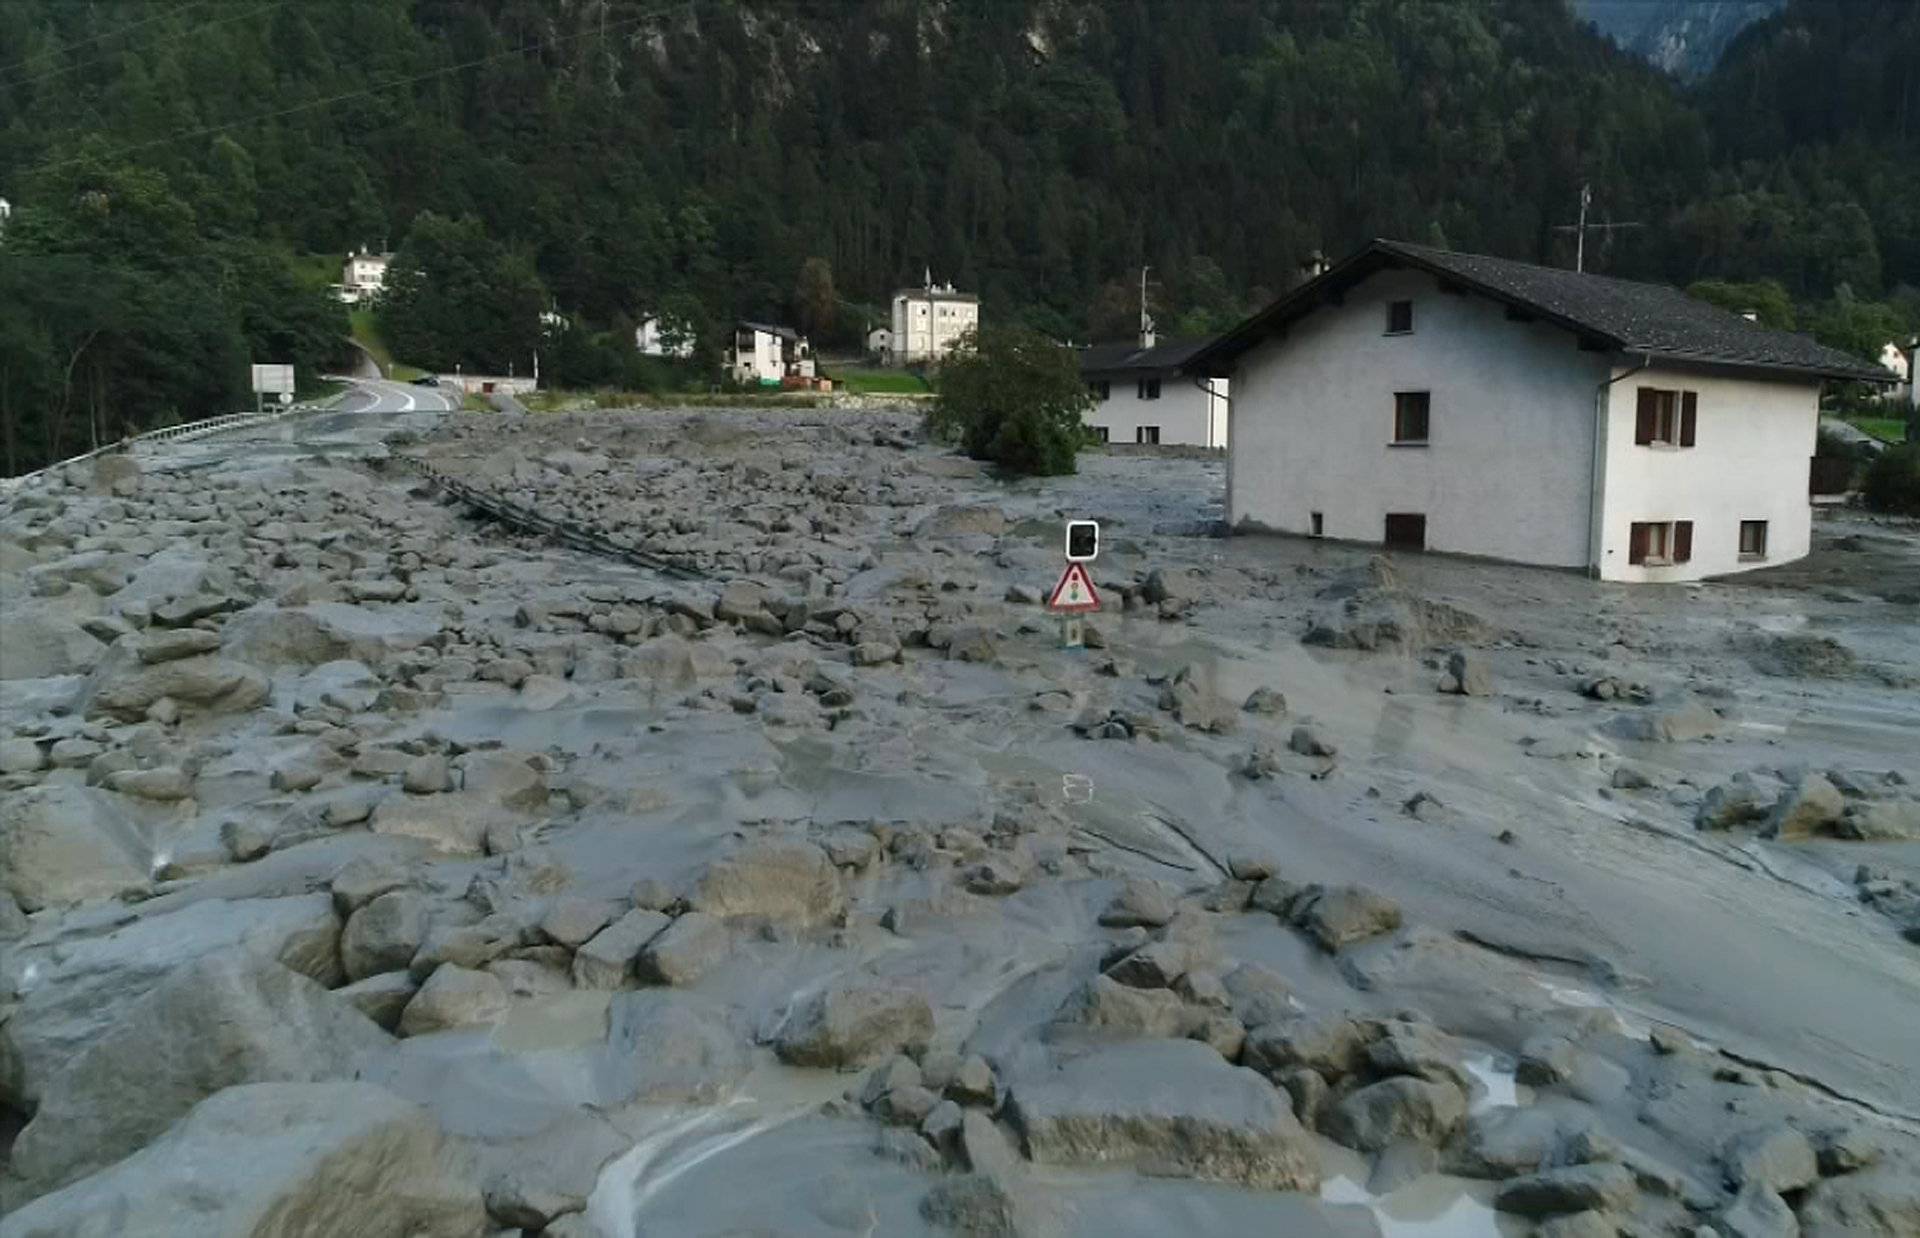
[250,364,295,396]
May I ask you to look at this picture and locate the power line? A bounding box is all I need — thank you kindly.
[35,0,707,172]
[0,1,283,94]
[0,1,206,84]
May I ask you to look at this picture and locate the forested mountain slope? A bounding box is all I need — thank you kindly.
[1573,0,1783,79]
[0,0,1914,470]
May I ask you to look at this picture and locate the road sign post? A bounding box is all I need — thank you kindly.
[1046,559,1101,648]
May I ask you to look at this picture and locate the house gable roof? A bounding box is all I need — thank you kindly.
[1079,336,1214,378]
[1189,239,1892,384]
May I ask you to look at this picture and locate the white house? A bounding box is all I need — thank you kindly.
[0,197,11,233]
[729,321,815,386]
[1079,332,1229,447]
[890,277,978,366]
[637,313,696,359]
[1878,340,1915,412]
[337,247,392,304]
[866,326,893,360]
[1190,240,1891,583]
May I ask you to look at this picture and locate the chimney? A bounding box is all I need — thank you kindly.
[1297,250,1329,286]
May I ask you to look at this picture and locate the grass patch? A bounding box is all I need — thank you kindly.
[522,388,836,412]
[831,367,932,395]
[1843,415,1909,444]
[346,310,426,381]
[290,252,342,293]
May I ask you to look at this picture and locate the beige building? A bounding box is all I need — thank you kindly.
[336,247,392,305]
[889,276,978,366]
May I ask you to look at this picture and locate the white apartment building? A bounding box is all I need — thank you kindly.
[337,248,392,304]
[729,321,814,386]
[637,313,696,359]
[1190,240,1891,583]
[889,278,978,366]
[1079,334,1229,447]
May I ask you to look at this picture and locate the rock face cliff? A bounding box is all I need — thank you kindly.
[1574,0,1785,78]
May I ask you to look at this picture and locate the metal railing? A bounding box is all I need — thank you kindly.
[393,455,706,581]
[0,404,307,494]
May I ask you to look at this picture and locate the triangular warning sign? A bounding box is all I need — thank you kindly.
[1047,562,1101,612]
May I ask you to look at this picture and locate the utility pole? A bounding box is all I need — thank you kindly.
[1553,183,1643,273]
[1138,266,1156,348]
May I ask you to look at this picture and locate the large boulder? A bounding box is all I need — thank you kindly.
[635,912,732,986]
[368,791,518,856]
[1765,775,1846,841]
[0,783,150,912]
[0,1083,483,1238]
[87,654,268,720]
[398,964,508,1036]
[774,982,934,1068]
[1291,885,1402,952]
[0,611,104,680]
[1797,1165,1920,1238]
[1321,1076,1467,1153]
[1006,1039,1319,1190]
[341,890,432,982]
[690,839,846,929]
[600,991,752,1104]
[1494,1164,1638,1218]
[456,750,548,812]
[3,955,391,1206]
[0,894,342,1109]
[224,602,442,668]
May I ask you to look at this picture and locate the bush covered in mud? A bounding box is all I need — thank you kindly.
[1862,443,1920,516]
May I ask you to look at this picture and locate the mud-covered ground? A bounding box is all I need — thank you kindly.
[1,403,1916,1238]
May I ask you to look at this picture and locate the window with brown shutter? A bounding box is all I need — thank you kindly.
[1633,387,1694,447]
[1629,522,1651,565]
[1629,521,1684,565]
[1635,389,1657,445]
[1673,520,1693,563]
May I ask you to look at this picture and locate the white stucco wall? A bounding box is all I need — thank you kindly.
[1085,375,1228,447]
[732,329,783,384]
[1227,269,1608,567]
[1595,363,1818,582]
[890,294,978,365]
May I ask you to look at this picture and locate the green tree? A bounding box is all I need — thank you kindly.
[793,257,837,341]
[927,326,1093,476]
[379,213,545,373]
[1686,279,1796,330]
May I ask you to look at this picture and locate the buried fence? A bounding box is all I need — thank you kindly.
[0,407,305,495]
[390,455,707,581]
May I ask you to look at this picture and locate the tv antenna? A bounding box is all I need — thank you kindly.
[1553,184,1642,273]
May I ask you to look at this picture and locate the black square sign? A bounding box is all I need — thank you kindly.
[1066,520,1099,562]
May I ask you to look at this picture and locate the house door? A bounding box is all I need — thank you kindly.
[1383,513,1426,551]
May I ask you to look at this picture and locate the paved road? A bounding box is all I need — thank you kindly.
[328,376,458,414]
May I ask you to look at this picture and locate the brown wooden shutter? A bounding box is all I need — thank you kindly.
[1635,389,1656,445]
[1673,521,1693,563]
[1680,392,1698,446]
[1629,522,1649,565]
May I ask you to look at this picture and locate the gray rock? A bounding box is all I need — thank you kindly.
[330,856,414,915]
[1241,1013,1372,1083]
[774,983,933,1068]
[3,955,390,1206]
[1494,1163,1638,1218]
[87,654,269,720]
[1098,877,1175,928]
[341,889,432,982]
[920,1175,1018,1238]
[1722,1125,1819,1194]
[0,1083,482,1238]
[398,963,509,1036]
[0,611,105,680]
[1838,798,1920,841]
[1449,1105,1573,1179]
[133,628,221,664]
[402,752,452,794]
[1322,1076,1468,1152]
[538,896,620,949]
[1243,686,1288,715]
[1443,651,1493,696]
[1697,773,1777,830]
[1007,1038,1319,1190]
[1765,775,1845,841]
[1289,725,1337,757]
[369,790,518,855]
[1160,674,1239,734]
[571,908,671,989]
[1813,1125,1883,1176]
[1536,1214,1621,1238]
[1221,962,1295,1029]
[1104,939,1191,989]
[1607,699,1720,743]
[457,749,548,811]
[1797,1165,1920,1238]
[603,991,751,1104]
[635,911,732,986]
[335,970,419,1031]
[0,783,149,911]
[1052,974,1195,1040]
[1292,884,1402,951]
[1718,1183,1799,1238]
[690,838,845,928]
[0,738,45,774]
[949,1054,999,1108]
